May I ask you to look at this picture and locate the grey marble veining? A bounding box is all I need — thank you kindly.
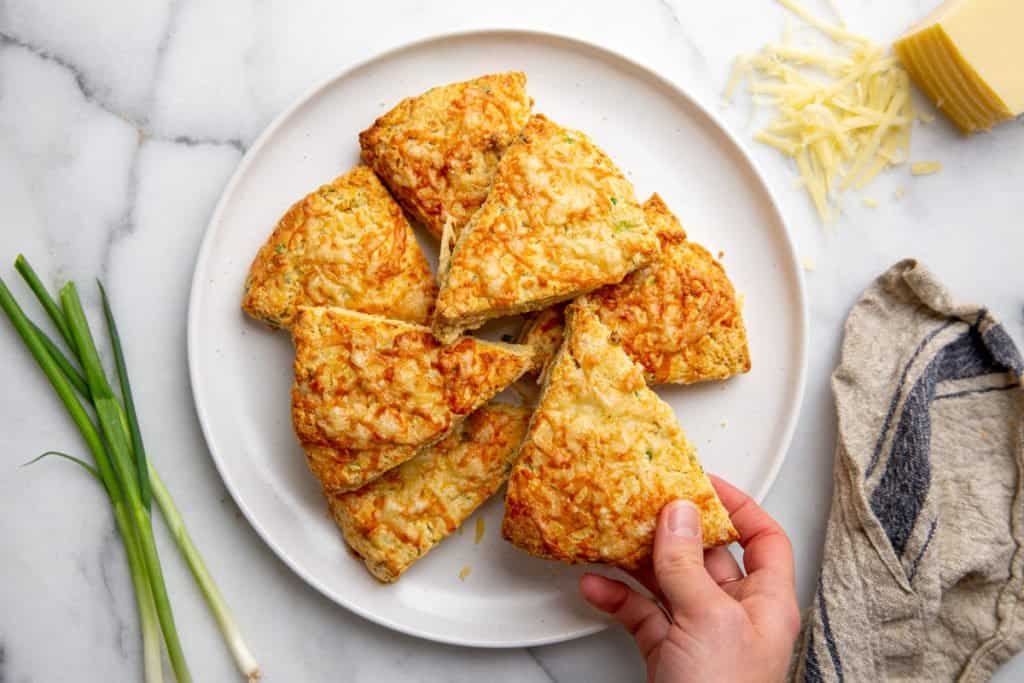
[1,0,1023,681]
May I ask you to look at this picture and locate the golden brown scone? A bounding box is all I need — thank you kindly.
[519,194,750,384]
[432,114,660,343]
[328,403,530,583]
[502,301,738,569]
[291,306,533,492]
[242,166,436,328]
[359,72,532,240]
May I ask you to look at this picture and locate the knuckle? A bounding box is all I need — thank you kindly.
[656,540,703,573]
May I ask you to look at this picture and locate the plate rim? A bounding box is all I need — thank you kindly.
[186,27,809,648]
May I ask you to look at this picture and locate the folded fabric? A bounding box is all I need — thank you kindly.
[792,260,1024,682]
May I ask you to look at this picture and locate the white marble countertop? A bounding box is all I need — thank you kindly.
[1,0,1022,680]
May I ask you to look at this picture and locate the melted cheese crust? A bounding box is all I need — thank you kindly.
[433,114,660,342]
[519,194,750,385]
[242,166,436,328]
[502,302,738,569]
[329,404,530,582]
[359,72,532,239]
[291,307,533,491]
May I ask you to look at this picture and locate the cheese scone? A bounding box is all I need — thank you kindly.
[359,72,532,240]
[519,194,750,384]
[329,403,530,582]
[292,306,533,492]
[242,166,436,328]
[432,114,660,343]
[502,301,738,569]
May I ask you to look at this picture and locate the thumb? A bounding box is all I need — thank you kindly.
[653,500,723,616]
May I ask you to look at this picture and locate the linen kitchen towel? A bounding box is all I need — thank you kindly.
[792,260,1024,682]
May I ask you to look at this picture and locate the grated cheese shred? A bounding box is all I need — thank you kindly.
[911,161,942,176]
[726,0,917,222]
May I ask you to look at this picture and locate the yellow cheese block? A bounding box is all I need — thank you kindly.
[895,0,1024,133]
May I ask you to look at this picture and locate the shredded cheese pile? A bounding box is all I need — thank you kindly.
[725,0,918,222]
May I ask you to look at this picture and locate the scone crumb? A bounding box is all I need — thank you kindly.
[801,256,816,272]
[458,565,472,581]
[862,197,879,208]
[894,186,907,200]
[474,517,486,544]
[720,419,729,428]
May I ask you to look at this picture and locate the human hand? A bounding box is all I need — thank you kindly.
[579,475,801,683]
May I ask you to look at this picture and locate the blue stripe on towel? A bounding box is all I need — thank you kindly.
[983,322,1023,375]
[933,383,1020,402]
[803,630,824,683]
[865,321,956,479]
[871,324,1003,557]
[908,518,938,583]
[818,574,845,681]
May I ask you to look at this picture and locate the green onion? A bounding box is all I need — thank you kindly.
[149,468,260,679]
[60,283,190,681]
[59,282,192,683]
[0,277,165,683]
[23,450,101,481]
[99,281,151,508]
[28,319,89,396]
[2,259,260,681]
[14,255,75,350]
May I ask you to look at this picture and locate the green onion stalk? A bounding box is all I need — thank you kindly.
[1,256,260,681]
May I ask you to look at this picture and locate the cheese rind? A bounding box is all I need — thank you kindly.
[895,0,1023,133]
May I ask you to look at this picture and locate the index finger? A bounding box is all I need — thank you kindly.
[710,475,794,582]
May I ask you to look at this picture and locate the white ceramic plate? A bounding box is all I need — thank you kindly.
[188,30,807,648]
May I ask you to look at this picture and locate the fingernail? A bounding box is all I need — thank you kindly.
[666,500,700,537]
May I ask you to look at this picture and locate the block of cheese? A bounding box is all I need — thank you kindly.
[895,0,1024,133]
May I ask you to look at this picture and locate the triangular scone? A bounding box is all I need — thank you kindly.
[329,403,530,582]
[291,306,533,492]
[502,301,738,569]
[359,72,532,240]
[242,166,436,328]
[518,194,751,384]
[432,114,660,343]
